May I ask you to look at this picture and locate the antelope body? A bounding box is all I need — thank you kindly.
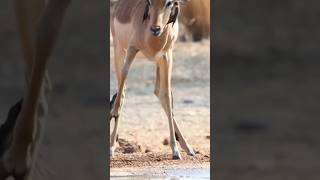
[110,0,194,160]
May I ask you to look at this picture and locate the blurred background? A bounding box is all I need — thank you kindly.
[0,1,107,179]
[214,0,320,179]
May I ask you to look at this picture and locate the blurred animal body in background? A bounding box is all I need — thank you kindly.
[179,0,210,41]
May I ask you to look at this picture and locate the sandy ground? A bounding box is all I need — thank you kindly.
[109,37,211,169]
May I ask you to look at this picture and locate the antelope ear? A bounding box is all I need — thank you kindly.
[167,2,180,26]
[143,0,151,22]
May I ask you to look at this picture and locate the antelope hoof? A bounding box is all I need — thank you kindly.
[172,151,182,160]
[187,148,195,156]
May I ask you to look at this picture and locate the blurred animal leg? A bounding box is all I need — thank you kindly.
[0,0,46,179]
[2,1,71,179]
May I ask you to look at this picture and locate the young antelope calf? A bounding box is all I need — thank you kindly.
[110,0,194,160]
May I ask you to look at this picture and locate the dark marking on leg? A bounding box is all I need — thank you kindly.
[110,93,117,109]
[175,131,180,142]
[171,91,174,110]
[109,93,118,122]
[0,98,23,157]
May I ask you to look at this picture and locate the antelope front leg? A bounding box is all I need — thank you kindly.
[110,47,138,157]
[157,51,182,160]
[109,42,125,156]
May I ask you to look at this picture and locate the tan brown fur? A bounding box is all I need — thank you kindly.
[180,0,210,41]
[113,0,140,23]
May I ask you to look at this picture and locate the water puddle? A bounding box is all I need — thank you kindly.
[111,168,210,179]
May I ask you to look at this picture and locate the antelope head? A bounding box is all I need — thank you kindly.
[143,0,188,37]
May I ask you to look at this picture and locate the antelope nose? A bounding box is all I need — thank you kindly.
[150,26,161,36]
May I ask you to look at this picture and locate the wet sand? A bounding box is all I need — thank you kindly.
[111,165,210,179]
[111,152,210,168]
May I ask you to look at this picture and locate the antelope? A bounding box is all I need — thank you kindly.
[110,0,195,160]
[0,0,71,179]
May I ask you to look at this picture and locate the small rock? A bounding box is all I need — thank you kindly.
[145,148,152,153]
[183,99,194,104]
[163,138,169,146]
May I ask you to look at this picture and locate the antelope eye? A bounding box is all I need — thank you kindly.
[166,1,172,7]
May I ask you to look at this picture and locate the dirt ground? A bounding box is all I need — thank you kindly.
[110,37,211,169]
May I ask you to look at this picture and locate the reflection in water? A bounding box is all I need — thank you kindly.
[111,168,210,179]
